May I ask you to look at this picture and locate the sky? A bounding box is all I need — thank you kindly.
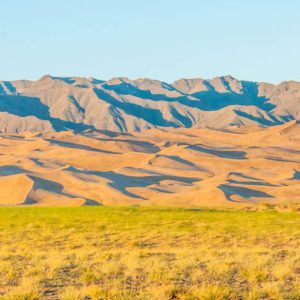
[0,0,299,83]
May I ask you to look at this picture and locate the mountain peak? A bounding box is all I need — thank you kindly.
[221,75,237,80]
[106,77,131,85]
[39,74,53,81]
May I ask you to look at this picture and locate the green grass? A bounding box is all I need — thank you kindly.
[0,207,299,299]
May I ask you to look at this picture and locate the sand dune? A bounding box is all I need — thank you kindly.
[0,121,299,206]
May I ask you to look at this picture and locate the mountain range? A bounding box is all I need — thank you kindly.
[1,75,299,133]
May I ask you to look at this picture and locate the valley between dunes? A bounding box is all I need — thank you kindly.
[0,121,299,206]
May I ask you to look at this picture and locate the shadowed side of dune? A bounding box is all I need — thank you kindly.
[68,167,199,200]
[46,139,119,154]
[0,165,26,176]
[148,154,202,170]
[91,138,161,153]
[218,184,274,203]
[228,179,277,187]
[293,171,300,180]
[188,145,247,159]
[22,176,102,206]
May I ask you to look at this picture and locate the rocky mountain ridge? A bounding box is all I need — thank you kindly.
[0,75,299,133]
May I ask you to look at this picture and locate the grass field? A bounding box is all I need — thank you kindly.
[0,207,299,300]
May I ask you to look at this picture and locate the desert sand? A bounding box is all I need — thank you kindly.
[0,121,299,206]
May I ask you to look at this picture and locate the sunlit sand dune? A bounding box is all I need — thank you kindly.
[0,121,299,206]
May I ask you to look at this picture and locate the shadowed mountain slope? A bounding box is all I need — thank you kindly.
[0,75,299,133]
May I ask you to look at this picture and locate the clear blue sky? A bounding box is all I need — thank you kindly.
[0,0,299,83]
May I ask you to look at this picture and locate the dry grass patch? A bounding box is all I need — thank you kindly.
[0,207,299,299]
